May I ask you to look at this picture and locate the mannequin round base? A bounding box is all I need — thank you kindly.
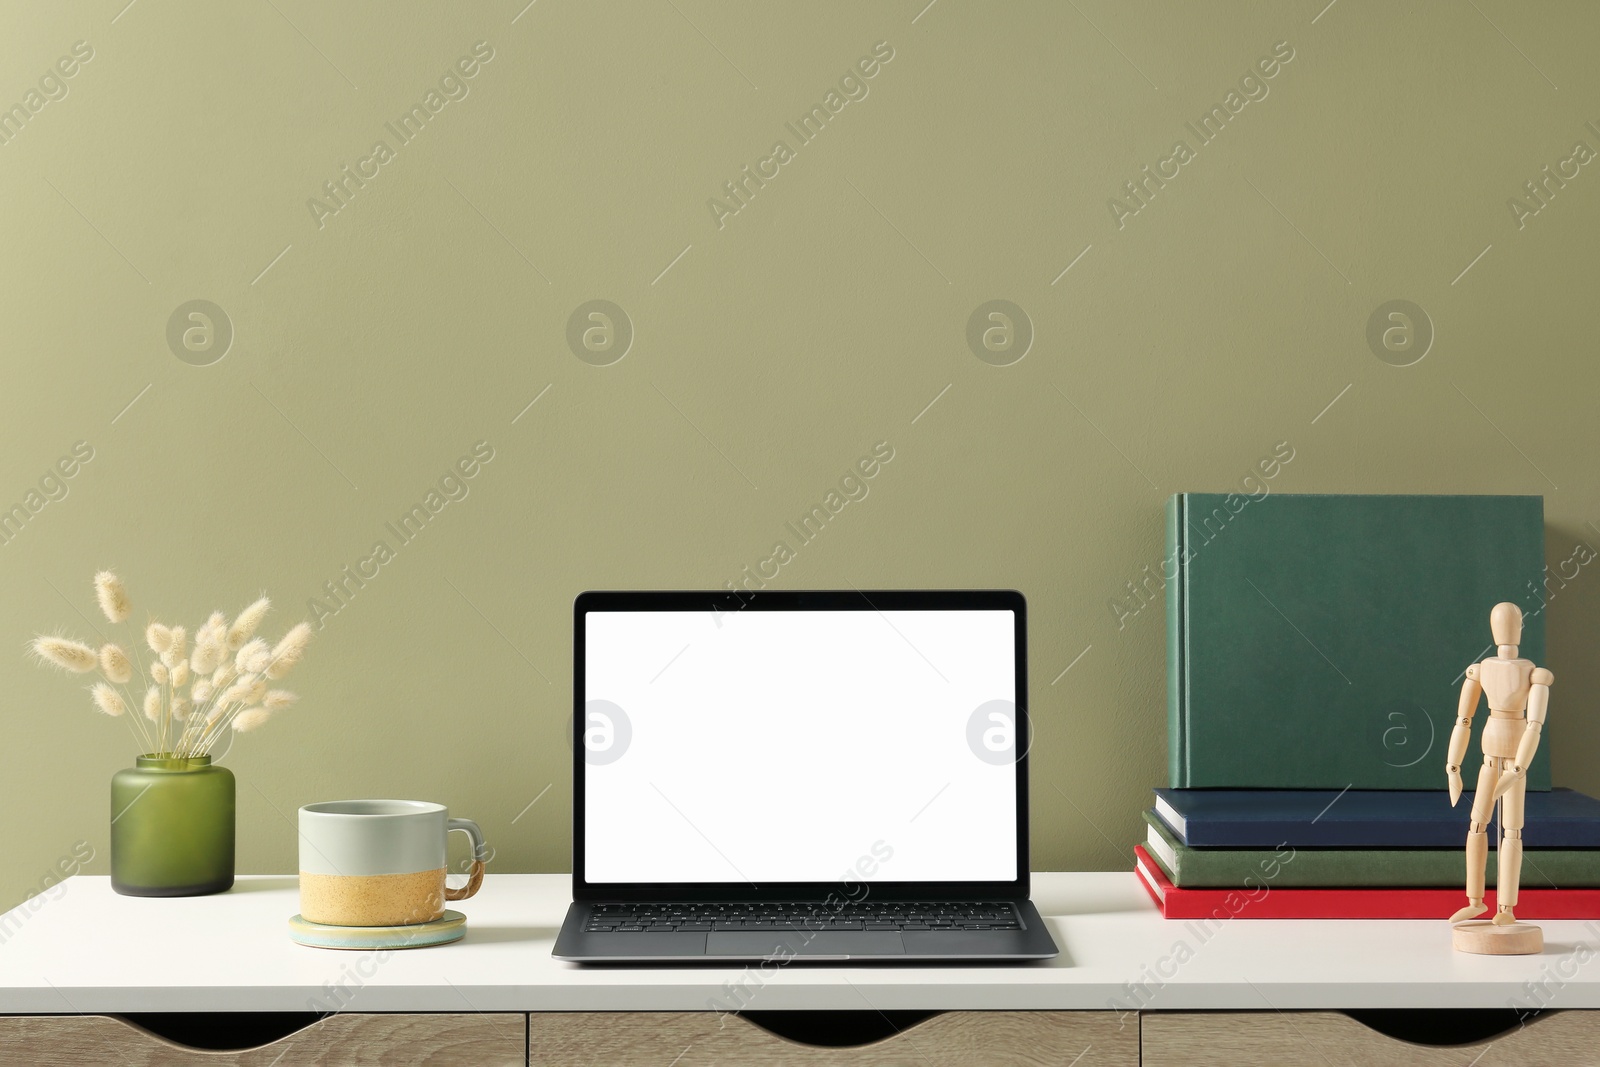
[1452,920,1542,955]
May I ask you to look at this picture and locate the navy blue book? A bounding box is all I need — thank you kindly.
[1153,788,1600,849]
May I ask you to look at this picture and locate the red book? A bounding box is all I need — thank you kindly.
[1134,845,1600,920]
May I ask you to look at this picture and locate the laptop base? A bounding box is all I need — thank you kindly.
[553,900,1058,962]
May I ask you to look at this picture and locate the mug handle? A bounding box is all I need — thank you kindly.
[445,818,488,901]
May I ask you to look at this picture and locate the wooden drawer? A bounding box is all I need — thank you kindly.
[528,1010,1135,1065]
[1142,1010,1600,1066]
[0,1013,525,1065]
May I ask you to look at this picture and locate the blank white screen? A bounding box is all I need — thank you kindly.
[583,608,1018,884]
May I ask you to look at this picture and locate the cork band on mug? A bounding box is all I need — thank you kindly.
[300,869,447,927]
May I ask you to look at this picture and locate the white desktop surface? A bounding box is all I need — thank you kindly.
[1,874,1595,1013]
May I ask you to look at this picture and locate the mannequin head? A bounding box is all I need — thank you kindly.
[1491,601,1523,656]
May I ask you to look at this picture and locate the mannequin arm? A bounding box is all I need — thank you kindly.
[1446,664,1482,806]
[1495,669,1553,799]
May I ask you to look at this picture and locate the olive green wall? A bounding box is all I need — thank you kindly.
[5,1,1600,911]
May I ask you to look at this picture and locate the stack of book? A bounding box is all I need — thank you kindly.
[1136,786,1600,918]
[1143,492,1600,919]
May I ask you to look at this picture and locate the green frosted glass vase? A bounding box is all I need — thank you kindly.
[110,755,235,897]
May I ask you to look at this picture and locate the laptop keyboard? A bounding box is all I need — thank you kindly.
[584,901,1021,933]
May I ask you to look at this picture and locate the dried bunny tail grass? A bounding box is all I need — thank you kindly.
[263,689,298,711]
[241,640,274,674]
[93,571,132,624]
[170,696,193,721]
[99,644,133,684]
[170,661,190,688]
[146,623,173,654]
[191,679,214,703]
[142,687,161,723]
[195,616,226,654]
[91,683,127,718]
[198,610,226,640]
[206,703,228,725]
[231,707,272,733]
[32,636,99,674]
[151,662,169,685]
[235,637,269,673]
[167,626,187,661]
[190,640,223,675]
[212,663,238,689]
[221,675,261,705]
[227,597,271,651]
[265,623,312,680]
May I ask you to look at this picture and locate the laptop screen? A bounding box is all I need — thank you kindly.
[581,603,1020,886]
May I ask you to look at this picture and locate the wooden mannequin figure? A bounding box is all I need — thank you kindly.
[1446,602,1553,955]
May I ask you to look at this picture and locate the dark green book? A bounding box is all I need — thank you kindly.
[1143,811,1600,888]
[1166,493,1547,789]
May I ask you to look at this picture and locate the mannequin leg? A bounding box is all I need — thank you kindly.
[1451,755,1500,923]
[1495,775,1527,925]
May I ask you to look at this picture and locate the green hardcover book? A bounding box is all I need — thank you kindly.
[1166,493,1547,789]
[1142,811,1600,888]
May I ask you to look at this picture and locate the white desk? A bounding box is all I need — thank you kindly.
[4,873,1597,1014]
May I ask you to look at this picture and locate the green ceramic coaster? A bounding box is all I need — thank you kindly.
[289,909,466,950]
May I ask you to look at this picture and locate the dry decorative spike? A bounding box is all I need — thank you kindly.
[94,571,131,623]
[29,572,311,757]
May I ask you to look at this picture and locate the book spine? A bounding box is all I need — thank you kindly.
[1166,494,1186,787]
[1190,820,1465,849]
[1159,883,1600,920]
[1164,847,1600,889]
[1524,494,1550,790]
[1159,841,1475,888]
[1135,847,1600,918]
[1173,813,1600,850]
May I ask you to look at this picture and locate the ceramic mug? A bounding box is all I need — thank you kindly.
[298,800,487,926]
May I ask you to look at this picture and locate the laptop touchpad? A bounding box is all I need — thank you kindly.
[706,932,905,957]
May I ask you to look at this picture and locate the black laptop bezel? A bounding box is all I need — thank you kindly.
[571,588,1030,904]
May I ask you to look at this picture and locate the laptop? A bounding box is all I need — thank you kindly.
[553,589,1058,962]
